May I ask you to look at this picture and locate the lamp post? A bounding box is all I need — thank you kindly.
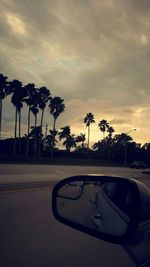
[124,129,136,167]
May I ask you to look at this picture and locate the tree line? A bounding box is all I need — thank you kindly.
[0,73,150,164]
[0,73,65,156]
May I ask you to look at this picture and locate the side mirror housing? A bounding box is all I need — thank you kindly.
[52,175,141,244]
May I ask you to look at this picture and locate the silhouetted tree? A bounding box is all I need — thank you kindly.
[38,87,51,156]
[29,126,43,154]
[93,138,109,157]
[31,104,39,156]
[84,112,95,149]
[92,140,102,151]
[107,126,115,138]
[0,74,11,138]
[49,96,65,157]
[110,133,133,162]
[11,79,26,155]
[24,83,36,156]
[38,87,51,129]
[75,133,86,149]
[106,126,115,159]
[58,126,71,150]
[58,126,71,139]
[45,129,58,151]
[98,119,109,139]
[63,134,76,152]
[113,133,132,145]
[142,143,150,164]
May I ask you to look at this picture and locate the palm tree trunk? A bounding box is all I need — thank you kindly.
[35,114,37,128]
[88,125,90,149]
[51,118,56,158]
[38,109,44,157]
[44,124,48,151]
[82,141,84,149]
[40,109,44,129]
[0,99,2,139]
[18,109,21,154]
[34,114,37,156]
[66,144,68,151]
[13,107,18,155]
[53,118,56,132]
[26,107,30,156]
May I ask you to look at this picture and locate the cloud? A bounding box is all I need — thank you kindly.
[0,0,150,144]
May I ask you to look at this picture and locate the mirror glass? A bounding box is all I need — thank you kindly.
[58,181,84,199]
[56,179,133,237]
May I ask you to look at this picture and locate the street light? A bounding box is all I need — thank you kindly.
[126,129,137,135]
[124,129,136,167]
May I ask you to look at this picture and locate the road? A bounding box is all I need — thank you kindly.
[0,188,134,267]
[0,164,150,187]
[0,164,150,267]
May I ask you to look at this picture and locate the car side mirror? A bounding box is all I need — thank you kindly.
[52,175,141,244]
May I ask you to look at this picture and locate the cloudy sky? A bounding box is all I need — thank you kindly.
[0,0,150,146]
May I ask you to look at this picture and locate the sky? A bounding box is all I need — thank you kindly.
[0,0,150,146]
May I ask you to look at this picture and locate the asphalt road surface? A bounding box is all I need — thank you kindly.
[0,188,134,267]
[0,164,150,267]
[0,164,150,187]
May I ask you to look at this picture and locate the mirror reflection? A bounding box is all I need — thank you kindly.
[56,180,132,236]
[58,181,84,199]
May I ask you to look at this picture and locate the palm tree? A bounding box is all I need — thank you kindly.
[75,133,86,149]
[92,140,102,151]
[98,119,109,139]
[107,126,115,138]
[24,83,36,156]
[29,126,43,154]
[19,88,27,154]
[0,74,10,138]
[58,126,71,151]
[84,112,95,149]
[38,87,51,129]
[38,87,51,156]
[11,79,25,155]
[45,129,58,151]
[31,104,39,156]
[63,134,76,152]
[49,97,65,131]
[58,126,71,144]
[49,96,65,157]
[106,126,115,160]
[29,87,43,156]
